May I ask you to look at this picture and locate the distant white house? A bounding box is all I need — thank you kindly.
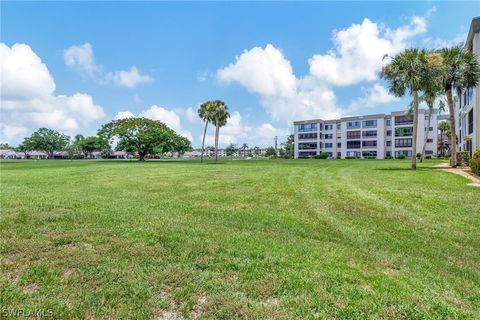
[0,149,17,159]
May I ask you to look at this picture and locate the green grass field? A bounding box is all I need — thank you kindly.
[1,159,479,319]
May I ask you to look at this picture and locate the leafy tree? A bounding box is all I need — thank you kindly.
[100,146,113,159]
[0,143,13,149]
[281,134,294,159]
[265,147,277,157]
[77,136,108,158]
[21,128,70,159]
[98,117,191,161]
[65,143,82,160]
[436,46,480,167]
[226,143,238,160]
[198,101,215,163]
[382,49,440,170]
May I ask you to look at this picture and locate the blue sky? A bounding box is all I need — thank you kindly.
[1,1,477,147]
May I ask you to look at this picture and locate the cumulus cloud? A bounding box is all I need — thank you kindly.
[0,124,28,144]
[106,67,153,88]
[202,111,288,147]
[114,111,135,120]
[64,43,153,88]
[347,83,400,112]
[0,43,105,144]
[217,44,297,97]
[309,14,428,86]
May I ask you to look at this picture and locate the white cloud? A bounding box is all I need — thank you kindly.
[64,43,99,76]
[347,83,400,112]
[309,14,428,86]
[0,43,106,144]
[64,43,153,88]
[106,67,153,88]
[184,107,200,124]
[201,111,288,147]
[0,124,28,144]
[217,44,297,97]
[0,43,56,100]
[114,111,135,120]
[422,33,466,49]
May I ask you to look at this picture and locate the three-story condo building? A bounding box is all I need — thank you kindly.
[294,109,446,159]
[455,17,480,157]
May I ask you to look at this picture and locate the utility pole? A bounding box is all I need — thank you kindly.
[274,136,278,150]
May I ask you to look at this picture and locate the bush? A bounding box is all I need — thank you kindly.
[416,153,422,159]
[470,149,480,175]
[397,154,406,160]
[364,156,376,159]
[457,151,470,166]
[385,155,393,159]
[345,156,356,159]
[425,156,432,159]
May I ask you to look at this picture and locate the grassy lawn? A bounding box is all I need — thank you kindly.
[1,159,479,319]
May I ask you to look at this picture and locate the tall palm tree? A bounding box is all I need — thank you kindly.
[198,101,214,163]
[437,46,480,167]
[242,143,248,160]
[210,101,230,162]
[382,48,438,170]
[438,121,451,157]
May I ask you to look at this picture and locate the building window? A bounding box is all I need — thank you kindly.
[468,109,474,134]
[299,151,317,157]
[337,152,341,158]
[325,143,333,148]
[426,138,433,143]
[298,142,317,150]
[346,151,361,158]
[362,140,377,147]
[362,130,377,138]
[386,119,391,126]
[336,123,341,130]
[298,123,317,132]
[362,120,377,127]
[386,151,392,157]
[347,121,361,128]
[425,150,434,155]
[337,142,341,148]
[466,87,473,106]
[395,138,412,148]
[347,130,361,139]
[324,124,333,130]
[347,140,361,149]
[395,127,413,137]
[324,134,333,139]
[387,130,392,136]
[394,115,413,125]
[362,151,377,158]
[386,140,391,147]
[395,150,412,158]
[298,133,317,140]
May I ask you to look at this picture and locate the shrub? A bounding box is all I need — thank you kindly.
[385,155,393,159]
[457,151,470,166]
[470,149,480,175]
[425,156,432,159]
[416,153,422,159]
[397,154,406,160]
[345,156,356,159]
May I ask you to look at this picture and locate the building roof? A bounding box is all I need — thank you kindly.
[466,16,480,51]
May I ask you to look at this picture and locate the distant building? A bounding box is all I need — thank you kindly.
[294,109,444,159]
[0,149,17,159]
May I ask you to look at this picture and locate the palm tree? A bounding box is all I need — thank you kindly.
[241,143,248,160]
[438,121,451,157]
[437,46,480,167]
[198,101,214,163]
[382,48,438,170]
[210,101,230,162]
